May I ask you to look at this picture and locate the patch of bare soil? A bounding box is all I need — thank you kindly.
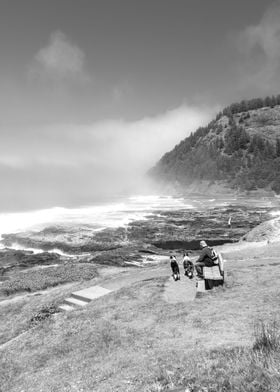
[163,274,196,303]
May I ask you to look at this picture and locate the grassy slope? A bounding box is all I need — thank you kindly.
[1,243,280,392]
[0,266,131,346]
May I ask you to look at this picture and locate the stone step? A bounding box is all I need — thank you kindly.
[71,293,92,303]
[71,286,111,302]
[64,297,88,307]
[59,304,75,312]
[59,285,112,311]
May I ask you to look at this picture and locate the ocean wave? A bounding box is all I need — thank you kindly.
[0,195,194,239]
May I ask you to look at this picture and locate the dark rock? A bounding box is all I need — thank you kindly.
[2,225,127,253]
[0,249,33,266]
[0,248,63,277]
[86,247,144,267]
[152,238,236,250]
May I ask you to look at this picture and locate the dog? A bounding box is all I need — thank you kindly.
[184,260,194,279]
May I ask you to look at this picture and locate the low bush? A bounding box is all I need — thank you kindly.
[0,263,98,296]
[146,346,280,392]
[29,304,59,326]
[253,320,280,353]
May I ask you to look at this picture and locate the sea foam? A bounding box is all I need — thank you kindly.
[0,195,193,239]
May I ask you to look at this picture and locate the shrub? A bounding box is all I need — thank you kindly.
[253,320,280,353]
[0,263,98,296]
[30,304,59,326]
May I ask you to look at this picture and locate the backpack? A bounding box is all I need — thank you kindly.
[209,247,218,264]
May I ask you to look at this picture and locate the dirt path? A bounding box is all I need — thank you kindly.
[101,264,170,290]
[93,263,197,304]
[163,274,197,303]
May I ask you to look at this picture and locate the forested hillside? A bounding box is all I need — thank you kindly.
[150,95,280,193]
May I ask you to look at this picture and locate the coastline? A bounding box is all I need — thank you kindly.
[1,212,280,392]
[1,200,280,392]
[0,194,278,299]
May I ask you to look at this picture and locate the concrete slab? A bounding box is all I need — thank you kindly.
[72,285,111,302]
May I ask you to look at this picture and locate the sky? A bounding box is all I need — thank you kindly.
[0,0,280,211]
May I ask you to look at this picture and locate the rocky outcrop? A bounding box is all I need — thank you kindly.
[2,225,127,254]
[242,217,280,242]
[0,249,62,276]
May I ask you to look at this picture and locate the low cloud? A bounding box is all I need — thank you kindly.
[1,105,215,172]
[0,105,216,209]
[31,31,89,81]
[236,1,280,93]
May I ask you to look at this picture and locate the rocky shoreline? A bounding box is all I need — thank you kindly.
[0,204,273,277]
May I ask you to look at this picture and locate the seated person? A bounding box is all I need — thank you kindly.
[195,240,216,278]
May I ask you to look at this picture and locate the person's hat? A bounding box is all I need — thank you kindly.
[199,240,207,248]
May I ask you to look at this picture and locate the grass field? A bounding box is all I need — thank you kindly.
[1,241,280,391]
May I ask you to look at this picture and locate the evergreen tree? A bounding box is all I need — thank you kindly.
[276,139,280,157]
[271,95,277,107]
[264,140,275,158]
[264,96,272,107]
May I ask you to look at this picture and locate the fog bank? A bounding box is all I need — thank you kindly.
[0,104,216,211]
